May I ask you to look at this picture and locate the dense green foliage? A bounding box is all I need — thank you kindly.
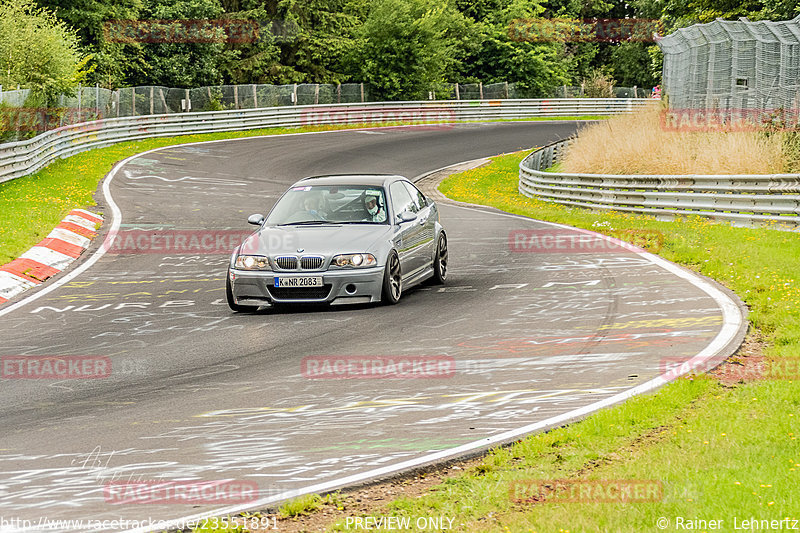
[2,0,799,98]
[0,0,92,103]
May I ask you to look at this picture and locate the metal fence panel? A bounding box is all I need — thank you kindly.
[659,15,800,116]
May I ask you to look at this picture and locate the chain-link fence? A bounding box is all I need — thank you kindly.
[0,81,652,142]
[548,85,653,98]
[658,15,800,120]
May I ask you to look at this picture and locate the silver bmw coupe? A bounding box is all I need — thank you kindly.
[226,174,447,311]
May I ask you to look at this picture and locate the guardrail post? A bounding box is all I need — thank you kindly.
[504,81,509,99]
[185,89,190,112]
[77,83,82,123]
[131,87,135,116]
[314,84,319,105]
[454,83,460,100]
[337,84,341,103]
[360,83,364,103]
[96,84,100,118]
[479,82,483,100]
[234,85,239,109]
[292,84,298,105]
[253,84,257,108]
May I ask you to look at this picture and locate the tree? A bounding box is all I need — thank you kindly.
[609,42,658,87]
[0,0,91,103]
[345,0,473,100]
[455,0,569,97]
[219,0,368,85]
[34,0,146,88]
[127,0,232,88]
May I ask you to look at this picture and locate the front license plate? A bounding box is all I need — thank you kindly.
[275,276,323,288]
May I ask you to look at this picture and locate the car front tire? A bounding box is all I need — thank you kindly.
[381,251,402,305]
[432,232,447,285]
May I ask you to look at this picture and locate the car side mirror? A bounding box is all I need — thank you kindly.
[247,214,265,225]
[397,211,417,223]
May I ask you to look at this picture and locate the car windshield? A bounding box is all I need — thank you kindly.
[265,184,389,225]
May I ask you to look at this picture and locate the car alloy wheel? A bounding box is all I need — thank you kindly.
[433,232,447,284]
[382,252,402,304]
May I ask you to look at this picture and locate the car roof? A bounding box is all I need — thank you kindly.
[292,174,406,188]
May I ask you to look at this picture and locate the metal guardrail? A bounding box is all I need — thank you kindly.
[519,139,800,226]
[0,98,655,185]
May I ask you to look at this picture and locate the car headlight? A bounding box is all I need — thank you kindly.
[332,253,377,268]
[234,255,271,270]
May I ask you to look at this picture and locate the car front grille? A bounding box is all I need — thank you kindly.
[300,256,324,270]
[274,255,325,270]
[268,284,332,300]
[274,256,298,270]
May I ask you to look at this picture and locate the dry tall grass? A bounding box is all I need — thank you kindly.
[561,109,788,175]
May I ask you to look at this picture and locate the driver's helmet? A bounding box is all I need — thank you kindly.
[304,195,320,211]
[364,190,381,216]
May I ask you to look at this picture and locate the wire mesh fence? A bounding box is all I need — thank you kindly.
[0,81,652,142]
[658,15,800,127]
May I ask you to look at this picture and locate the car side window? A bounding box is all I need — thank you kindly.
[403,181,428,210]
[390,181,417,217]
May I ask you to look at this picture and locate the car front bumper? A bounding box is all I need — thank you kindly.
[229,266,385,306]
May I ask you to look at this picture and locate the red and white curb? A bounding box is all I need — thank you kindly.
[0,209,103,304]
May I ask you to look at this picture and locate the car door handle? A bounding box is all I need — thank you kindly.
[418,216,428,225]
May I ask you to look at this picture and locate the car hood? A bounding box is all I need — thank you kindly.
[240,224,393,257]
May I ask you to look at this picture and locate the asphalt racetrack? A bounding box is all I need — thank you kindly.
[0,121,745,531]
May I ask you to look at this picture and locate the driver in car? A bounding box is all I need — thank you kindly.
[364,191,386,222]
[303,195,325,219]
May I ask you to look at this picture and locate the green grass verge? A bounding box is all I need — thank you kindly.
[321,152,800,532]
[0,117,604,266]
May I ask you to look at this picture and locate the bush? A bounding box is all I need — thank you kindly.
[582,70,614,98]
